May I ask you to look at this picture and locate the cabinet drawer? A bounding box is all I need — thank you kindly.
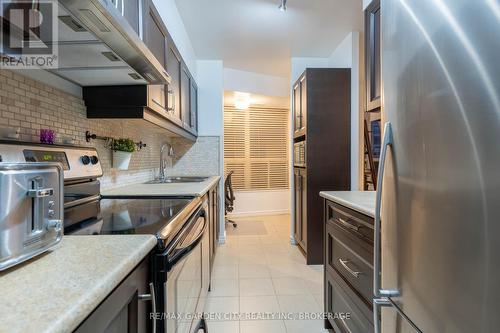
[325,270,373,333]
[326,222,373,306]
[326,202,374,245]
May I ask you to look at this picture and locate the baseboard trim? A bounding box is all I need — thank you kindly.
[228,209,290,218]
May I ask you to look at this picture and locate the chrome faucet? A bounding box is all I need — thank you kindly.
[159,143,174,180]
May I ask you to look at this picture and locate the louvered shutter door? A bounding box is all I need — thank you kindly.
[224,106,289,191]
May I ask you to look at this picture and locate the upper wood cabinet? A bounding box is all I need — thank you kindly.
[144,1,166,68]
[166,35,182,124]
[181,65,191,128]
[365,0,381,112]
[190,79,198,133]
[292,75,307,138]
[84,0,198,141]
[115,0,142,36]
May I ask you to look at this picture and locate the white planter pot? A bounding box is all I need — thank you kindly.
[113,151,132,170]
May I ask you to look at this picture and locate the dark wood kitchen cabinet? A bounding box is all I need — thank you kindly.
[166,34,182,124]
[292,75,308,138]
[365,0,381,112]
[181,65,191,129]
[292,68,351,265]
[324,199,375,332]
[294,168,307,250]
[120,0,142,35]
[84,0,198,141]
[75,257,153,333]
[190,79,198,132]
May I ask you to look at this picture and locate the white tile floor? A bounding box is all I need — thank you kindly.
[207,214,329,332]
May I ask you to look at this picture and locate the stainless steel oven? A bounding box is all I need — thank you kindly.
[162,199,209,333]
[293,141,306,167]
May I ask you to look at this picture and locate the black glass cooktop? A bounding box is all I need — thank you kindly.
[65,198,192,236]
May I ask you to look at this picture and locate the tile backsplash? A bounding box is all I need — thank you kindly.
[0,70,220,190]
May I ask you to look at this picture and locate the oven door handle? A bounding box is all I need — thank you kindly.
[167,209,206,269]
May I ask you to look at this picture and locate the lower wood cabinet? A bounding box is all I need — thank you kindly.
[325,269,373,333]
[75,257,152,333]
[324,199,375,333]
[294,168,307,250]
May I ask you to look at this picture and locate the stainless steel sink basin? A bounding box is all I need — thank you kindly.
[145,176,209,184]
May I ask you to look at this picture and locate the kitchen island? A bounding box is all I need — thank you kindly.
[319,190,375,217]
[319,191,376,332]
[0,235,156,333]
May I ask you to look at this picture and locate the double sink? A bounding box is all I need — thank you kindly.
[145,176,209,184]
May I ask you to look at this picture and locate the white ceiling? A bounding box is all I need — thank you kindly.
[174,0,362,78]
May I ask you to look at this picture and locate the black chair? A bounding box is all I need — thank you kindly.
[224,171,237,228]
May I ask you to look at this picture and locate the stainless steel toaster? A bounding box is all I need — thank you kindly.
[0,163,64,271]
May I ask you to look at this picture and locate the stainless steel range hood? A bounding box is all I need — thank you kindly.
[51,0,170,86]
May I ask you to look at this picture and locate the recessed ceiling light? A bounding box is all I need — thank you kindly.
[279,0,287,12]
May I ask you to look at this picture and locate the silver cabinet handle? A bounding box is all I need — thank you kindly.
[374,122,399,299]
[337,217,359,232]
[338,258,362,278]
[167,89,175,113]
[139,282,157,333]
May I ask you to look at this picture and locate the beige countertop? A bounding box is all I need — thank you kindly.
[0,235,157,333]
[101,176,221,197]
[320,191,376,218]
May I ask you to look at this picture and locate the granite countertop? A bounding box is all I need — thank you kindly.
[101,175,221,197]
[320,191,376,217]
[0,235,157,333]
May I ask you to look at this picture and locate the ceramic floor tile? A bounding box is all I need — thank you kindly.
[239,263,270,278]
[284,319,329,333]
[272,277,310,295]
[205,297,239,319]
[240,320,287,333]
[209,279,239,297]
[312,293,324,310]
[213,214,330,331]
[211,264,239,280]
[205,321,239,333]
[239,295,280,316]
[240,278,275,296]
[277,294,322,314]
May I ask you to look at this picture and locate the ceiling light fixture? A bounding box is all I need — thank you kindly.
[279,0,287,12]
[234,92,251,110]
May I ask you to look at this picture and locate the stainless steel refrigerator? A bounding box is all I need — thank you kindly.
[374,0,500,332]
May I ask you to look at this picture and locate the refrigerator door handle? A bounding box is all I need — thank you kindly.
[373,297,422,333]
[374,122,400,298]
[373,297,391,333]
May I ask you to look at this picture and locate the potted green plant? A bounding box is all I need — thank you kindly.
[112,138,135,170]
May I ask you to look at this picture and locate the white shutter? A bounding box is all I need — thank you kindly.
[224,106,289,191]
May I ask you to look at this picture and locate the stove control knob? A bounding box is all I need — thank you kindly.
[81,155,91,165]
[90,155,99,165]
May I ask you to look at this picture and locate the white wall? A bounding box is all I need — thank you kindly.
[196,60,226,242]
[197,61,224,136]
[290,57,330,83]
[153,0,197,78]
[222,68,292,217]
[224,68,289,97]
[230,190,291,217]
[327,32,360,191]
